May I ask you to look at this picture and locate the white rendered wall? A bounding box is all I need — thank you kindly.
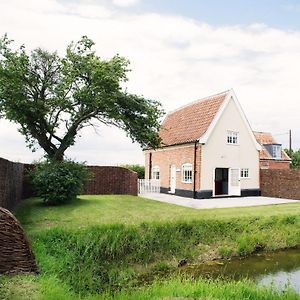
[200,97,260,192]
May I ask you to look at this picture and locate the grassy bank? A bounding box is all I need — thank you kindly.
[2,195,300,299]
[1,276,299,300]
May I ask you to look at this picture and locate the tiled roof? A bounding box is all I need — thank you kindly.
[253,131,291,161]
[159,91,229,146]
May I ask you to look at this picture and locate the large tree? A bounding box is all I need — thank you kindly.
[0,35,164,161]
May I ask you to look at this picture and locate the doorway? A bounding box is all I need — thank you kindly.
[170,165,176,193]
[214,168,229,196]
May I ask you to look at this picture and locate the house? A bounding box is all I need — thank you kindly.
[144,89,262,199]
[254,132,291,169]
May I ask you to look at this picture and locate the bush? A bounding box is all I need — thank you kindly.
[121,164,145,179]
[29,160,91,205]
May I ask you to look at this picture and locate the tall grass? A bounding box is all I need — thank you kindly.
[30,215,300,294]
[100,277,300,300]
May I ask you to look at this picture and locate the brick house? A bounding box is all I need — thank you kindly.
[144,89,262,199]
[254,132,291,169]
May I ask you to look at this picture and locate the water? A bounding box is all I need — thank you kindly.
[183,248,300,294]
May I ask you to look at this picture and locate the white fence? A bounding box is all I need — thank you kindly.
[138,179,161,194]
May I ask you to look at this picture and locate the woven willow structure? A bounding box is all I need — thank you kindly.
[0,207,39,274]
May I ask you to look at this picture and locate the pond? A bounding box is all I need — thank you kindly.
[183,248,300,294]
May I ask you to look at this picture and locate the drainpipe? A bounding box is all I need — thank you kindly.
[149,152,152,179]
[193,141,197,199]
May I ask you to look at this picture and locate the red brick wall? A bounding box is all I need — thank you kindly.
[145,143,201,191]
[84,166,138,196]
[260,160,290,170]
[260,169,300,200]
[0,158,24,211]
[0,157,138,211]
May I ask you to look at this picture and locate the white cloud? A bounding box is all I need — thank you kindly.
[0,0,299,165]
[112,0,140,7]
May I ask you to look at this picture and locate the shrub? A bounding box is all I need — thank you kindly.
[29,160,91,205]
[121,164,145,179]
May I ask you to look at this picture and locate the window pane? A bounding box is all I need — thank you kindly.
[182,164,192,182]
[227,131,238,144]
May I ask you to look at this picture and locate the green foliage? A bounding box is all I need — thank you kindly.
[2,276,299,300]
[218,245,234,258]
[107,278,300,300]
[285,148,300,168]
[29,160,90,205]
[121,164,145,179]
[0,35,164,161]
[3,196,300,299]
[21,212,300,294]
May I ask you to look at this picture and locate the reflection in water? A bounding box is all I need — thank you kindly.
[183,249,300,294]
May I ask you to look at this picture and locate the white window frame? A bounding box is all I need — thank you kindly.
[272,145,281,159]
[240,168,250,179]
[227,130,239,145]
[181,163,193,183]
[152,166,160,180]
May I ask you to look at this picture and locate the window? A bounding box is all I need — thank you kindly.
[272,145,281,159]
[240,168,249,178]
[182,164,192,183]
[227,131,238,144]
[152,166,160,179]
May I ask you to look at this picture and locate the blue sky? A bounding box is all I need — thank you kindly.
[0,0,300,164]
[135,0,300,30]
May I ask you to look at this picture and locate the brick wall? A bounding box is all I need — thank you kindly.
[260,160,290,170]
[145,143,201,191]
[85,166,138,195]
[0,158,24,211]
[260,169,300,200]
[0,157,138,211]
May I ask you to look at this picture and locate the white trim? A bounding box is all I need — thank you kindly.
[199,89,262,151]
[240,168,250,179]
[181,163,193,183]
[143,143,195,153]
[227,130,239,145]
[152,165,160,180]
[170,165,176,193]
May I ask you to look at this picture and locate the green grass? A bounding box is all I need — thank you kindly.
[17,195,300,234]
[1,276,299,300]
[2,195,300,299]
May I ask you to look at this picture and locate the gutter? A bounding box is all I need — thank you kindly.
[149,152,152,179]
[193,141,197,199]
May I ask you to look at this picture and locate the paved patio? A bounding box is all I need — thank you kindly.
[140,193,299,209]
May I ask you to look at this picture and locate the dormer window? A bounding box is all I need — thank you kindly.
[272,145,281,159]
[227,131,238,144]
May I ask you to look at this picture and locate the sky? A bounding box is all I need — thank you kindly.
[0,0,299,165]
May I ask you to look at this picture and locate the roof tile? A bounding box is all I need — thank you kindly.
[253,131,291,161]
[159,91,229,146]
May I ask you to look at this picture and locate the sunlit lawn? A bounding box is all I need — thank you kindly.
[17,195,300,234]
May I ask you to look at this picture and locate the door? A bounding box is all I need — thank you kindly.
[170,165,176,193]
[214,168,229,196]
[229,168,241,196]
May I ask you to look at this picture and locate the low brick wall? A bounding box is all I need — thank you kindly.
[0,157,138,211]
[85,166,138,196]
[260,169,300,200]
[0,158,25,211]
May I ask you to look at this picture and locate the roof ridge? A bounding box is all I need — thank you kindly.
[166,89,231,116]
[253,131,272,134]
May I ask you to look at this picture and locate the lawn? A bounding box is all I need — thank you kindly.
[17,194,300,234]
[2,195,300,300]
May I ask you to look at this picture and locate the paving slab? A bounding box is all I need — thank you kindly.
[140,193,299,209]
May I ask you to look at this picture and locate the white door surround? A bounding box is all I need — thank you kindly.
[170,165,176,194]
